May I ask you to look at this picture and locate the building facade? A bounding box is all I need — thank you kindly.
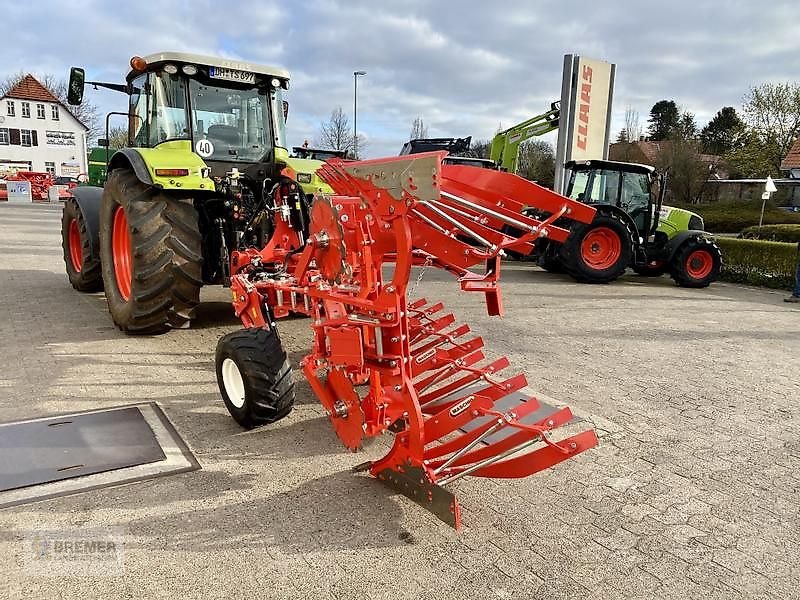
[0,75,88,178]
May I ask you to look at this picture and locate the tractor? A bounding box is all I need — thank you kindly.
[533,159,722,287]
[61,52,330,333]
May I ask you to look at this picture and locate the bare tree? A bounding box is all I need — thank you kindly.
[0,71,101,139]
[316,106,366,158]
[409,116,428,140]
[624,106,642,142]
[107,125,129,150]
[466,138,491,158]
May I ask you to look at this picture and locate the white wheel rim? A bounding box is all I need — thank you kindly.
[221,358,246,409]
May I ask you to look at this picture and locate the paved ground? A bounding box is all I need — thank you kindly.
[1,201,799,599]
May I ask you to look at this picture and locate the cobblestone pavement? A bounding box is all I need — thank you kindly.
[1,202,799,599]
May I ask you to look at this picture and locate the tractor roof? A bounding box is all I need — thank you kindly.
[128,52,290,82]
[566,159,655,175]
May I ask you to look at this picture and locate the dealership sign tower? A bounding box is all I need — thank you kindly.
[553,54,616,195]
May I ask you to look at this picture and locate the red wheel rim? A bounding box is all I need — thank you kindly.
[580,227,622,270]
[68,218,82,273]
[112,206,132,301]
[685,249,713,280]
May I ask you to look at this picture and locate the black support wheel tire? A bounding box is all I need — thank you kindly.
[216,328,295,429]
[561,213,634,284]
[99,168,202,334]
[669,237,722,288]
[62,197,103,292]
[538,242,565,273]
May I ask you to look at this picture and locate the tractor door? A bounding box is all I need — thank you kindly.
[619,171,652,235]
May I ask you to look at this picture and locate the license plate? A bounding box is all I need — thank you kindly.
[209,67,255,84]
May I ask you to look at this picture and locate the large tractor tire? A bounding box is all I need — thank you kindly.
[561,214,634,284]
[216,328,295,429]
[99,168,202,334]
[669,237,722,288]
[62,197,103,292]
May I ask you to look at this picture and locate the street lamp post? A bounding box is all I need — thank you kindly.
[353,70,366,159]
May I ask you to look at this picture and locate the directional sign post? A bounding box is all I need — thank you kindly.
[759,175,778,229]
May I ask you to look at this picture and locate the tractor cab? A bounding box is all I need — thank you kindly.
[564,159,663,239]
[69,53,291,178]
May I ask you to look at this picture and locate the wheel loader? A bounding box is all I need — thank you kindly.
[61,52,330,333]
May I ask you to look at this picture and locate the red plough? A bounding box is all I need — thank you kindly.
[221,152,598,528]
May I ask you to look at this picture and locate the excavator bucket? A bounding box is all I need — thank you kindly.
[225,152,599,528]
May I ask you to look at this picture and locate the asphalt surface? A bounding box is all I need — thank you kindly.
[1,201,799,599]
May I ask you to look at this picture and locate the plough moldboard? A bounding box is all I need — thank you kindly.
[224,151,599,528]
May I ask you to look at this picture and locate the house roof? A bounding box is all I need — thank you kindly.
[1,74,88,130]
[781,137,800,171]
[609,140,721,165]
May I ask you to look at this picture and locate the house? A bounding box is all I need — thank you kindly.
[780,137,800,179]
[0,74,89,178]
[609,140,725,177]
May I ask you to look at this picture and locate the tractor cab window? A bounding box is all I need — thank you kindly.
[129,71,189,147]
[620,172,651,232]
[189,79,270,162]
[569,169,620,205]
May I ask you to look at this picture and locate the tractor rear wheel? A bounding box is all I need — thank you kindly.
[669,237,721,288]
[216,328,295,429]
[61,197,103,292]
[99,168,202,334]
[561,214,633,283]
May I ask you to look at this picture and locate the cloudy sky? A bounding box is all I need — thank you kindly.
[4,1,798,157]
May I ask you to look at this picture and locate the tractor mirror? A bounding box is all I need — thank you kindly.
[97,138,109,148]
[282,100,289,122]
[67,67,85,105]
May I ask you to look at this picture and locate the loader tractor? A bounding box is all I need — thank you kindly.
[533,159,722,287]
[61,52,331,333]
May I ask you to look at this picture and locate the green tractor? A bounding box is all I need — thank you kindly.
[61,52,331,333]
[534,159,722,287]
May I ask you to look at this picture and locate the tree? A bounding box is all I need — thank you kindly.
[516,139,555,188]
[677,111,697,139]
[107,125,129,150]
[647,100,680,141]
[740,82,800,172]
[409,116,428,140]
[466,138,491,159]
[723,130,781,178]
[0,71,101,139]
[657,136,714,204]
[316,106,366,158]
[624,106,642,142]
[700,107,745,155]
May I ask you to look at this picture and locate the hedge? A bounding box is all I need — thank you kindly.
[716,238,798,289]
[739,224,800,243]
[674,200,800,233]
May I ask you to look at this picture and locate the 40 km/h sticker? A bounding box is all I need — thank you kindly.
[195,139,214,158]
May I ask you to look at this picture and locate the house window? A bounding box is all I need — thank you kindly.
[6,101,14,116]
[45,161,56,175]
[0,128,8,145]
[51,105,59,120]
[36,104,45,119]
[21,102,30,118]
[20,129,32,146]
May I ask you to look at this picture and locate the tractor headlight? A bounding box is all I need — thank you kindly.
[688,215,704,231]
[296,173,313,184]
[182,64,198,76]
[163,64,178,75]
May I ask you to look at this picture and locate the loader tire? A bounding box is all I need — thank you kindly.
[62,197,103,292]
[669,237,721,288]
[216,328,295,429]
[561,213,633,284]
[99,168,202,334]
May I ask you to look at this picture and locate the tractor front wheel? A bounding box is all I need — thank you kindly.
[99,168,202,334]
[669,238,722,288]
[61,197,103,292]
[561,214,633,283]
[216,328,295,429]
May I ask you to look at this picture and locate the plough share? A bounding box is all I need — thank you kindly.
[218,151,598,528]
